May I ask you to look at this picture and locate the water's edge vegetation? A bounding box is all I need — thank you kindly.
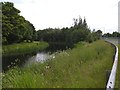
[2,2,119,88]
[2,41,49,57]
[2,40,114,88]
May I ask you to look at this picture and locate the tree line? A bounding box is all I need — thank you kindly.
[37,17,102,48]
[2,2,104,47]
[102,32,120,37]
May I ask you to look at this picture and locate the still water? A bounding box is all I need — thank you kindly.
[24,52,55,66]
[2,52,55,71]
[2,42,68,71]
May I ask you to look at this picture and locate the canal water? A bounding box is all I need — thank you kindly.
[2,42,69,72]
[22,52,56,68]
[2,52,55,71]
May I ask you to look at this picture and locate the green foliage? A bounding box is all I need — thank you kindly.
[95,30,102,38]
[2,2,37,44]
[2,41,49,56]
[2,2,101,45]
[37,17,100,48]
[112,32,120,37]
[103,32,120,37]
[2,40,114,88]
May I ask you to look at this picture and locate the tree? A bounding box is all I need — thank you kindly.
[95,30,102,38]
[78,16,82,26]
[36,16,95,48]
[103,33,112,37]
[83,17,87,28]
[112,32,120,37]
[2,2,36,44]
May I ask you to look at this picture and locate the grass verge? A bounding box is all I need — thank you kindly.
[2,40,114,88]
[2,41,49,56]
[118,44,120,90]
[115,44,120,89]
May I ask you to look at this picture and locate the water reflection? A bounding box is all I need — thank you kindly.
[2,42,68,71]
[35,52,50,62]
[2,52,55,71]
[25,52,55,66]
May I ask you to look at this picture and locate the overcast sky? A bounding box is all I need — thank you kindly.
[1,0,119,33]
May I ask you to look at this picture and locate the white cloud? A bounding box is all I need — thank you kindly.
[1,0,120,33]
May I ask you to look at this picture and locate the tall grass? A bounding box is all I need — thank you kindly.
[2,40,114,88]
[117,44,120,90]
[115,44,120,89]
[118,44,120,90]
[2,41,49,56]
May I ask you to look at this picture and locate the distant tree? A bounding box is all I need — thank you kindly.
[92,29,95,32]
[103,33,112,37]
[73,18,78,27]
[83,17,87,28]
[78,16,82,27]
[95,30,102,38]
[112,31,120,37]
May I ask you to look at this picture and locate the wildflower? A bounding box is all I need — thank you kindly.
[2,74,5,77]
[45,65,50,69]
[11,62,13,64]
[53,56,55,59]
[7,65,10,68]
[15,59,18,62]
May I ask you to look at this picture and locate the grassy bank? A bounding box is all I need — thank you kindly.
[2,41,49,56]
[117,44,120,90]
[115,44,120,89]
[2,40,114,88]
[118,44,120,90]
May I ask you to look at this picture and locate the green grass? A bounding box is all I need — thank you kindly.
[117,44,120,90]
[2,41,49,56]
[2,40,114,88]
[0,45,1,56]
[118,44,120,90]
[115,44,120,89]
